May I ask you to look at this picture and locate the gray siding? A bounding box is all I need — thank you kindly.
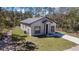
[20,24,31,36]
[31,19,45,35]
[20,17,56,36]
[49,22,56,33]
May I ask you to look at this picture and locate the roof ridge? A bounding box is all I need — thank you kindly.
[20,17,44,25]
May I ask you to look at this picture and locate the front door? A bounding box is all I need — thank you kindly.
[46,24,48,35]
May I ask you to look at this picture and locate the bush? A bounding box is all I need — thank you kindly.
[23,41,37,51]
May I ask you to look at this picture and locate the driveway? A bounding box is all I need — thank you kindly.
[62,35,79,44]
[65,45,79,51]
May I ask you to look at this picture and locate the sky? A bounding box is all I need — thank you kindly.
[0,0,79,7]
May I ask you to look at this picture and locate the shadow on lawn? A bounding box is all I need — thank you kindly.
[33,32,65,38]
[33,35,47,38]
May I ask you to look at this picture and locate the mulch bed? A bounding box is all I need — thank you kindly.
[0,35,37,51]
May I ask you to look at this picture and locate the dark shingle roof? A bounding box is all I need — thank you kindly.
[20,17,43,25]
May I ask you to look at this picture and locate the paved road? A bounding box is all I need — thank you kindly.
[62,35,79,44]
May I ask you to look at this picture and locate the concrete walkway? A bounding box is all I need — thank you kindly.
[65,45,79,51]
[62,35,79,51]
[62,35,79,44]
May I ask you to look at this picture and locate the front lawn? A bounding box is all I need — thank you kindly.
[12,27,27,37]
[12,27,77,51]
[25,37,77,51]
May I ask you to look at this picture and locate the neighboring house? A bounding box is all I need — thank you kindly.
[20,17,56,36]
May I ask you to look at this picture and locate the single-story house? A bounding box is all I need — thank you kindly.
[20,17,56,36]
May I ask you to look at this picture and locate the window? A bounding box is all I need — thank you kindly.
[34,26,41,34]
[51,26,55,32]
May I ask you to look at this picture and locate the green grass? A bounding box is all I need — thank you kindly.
[12,27,26,36]
[12,27,77,51]
[25,37,77,51]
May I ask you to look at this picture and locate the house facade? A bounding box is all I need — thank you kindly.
[20,17,56,36]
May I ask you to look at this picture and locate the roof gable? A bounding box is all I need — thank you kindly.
[20,17,56,25]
